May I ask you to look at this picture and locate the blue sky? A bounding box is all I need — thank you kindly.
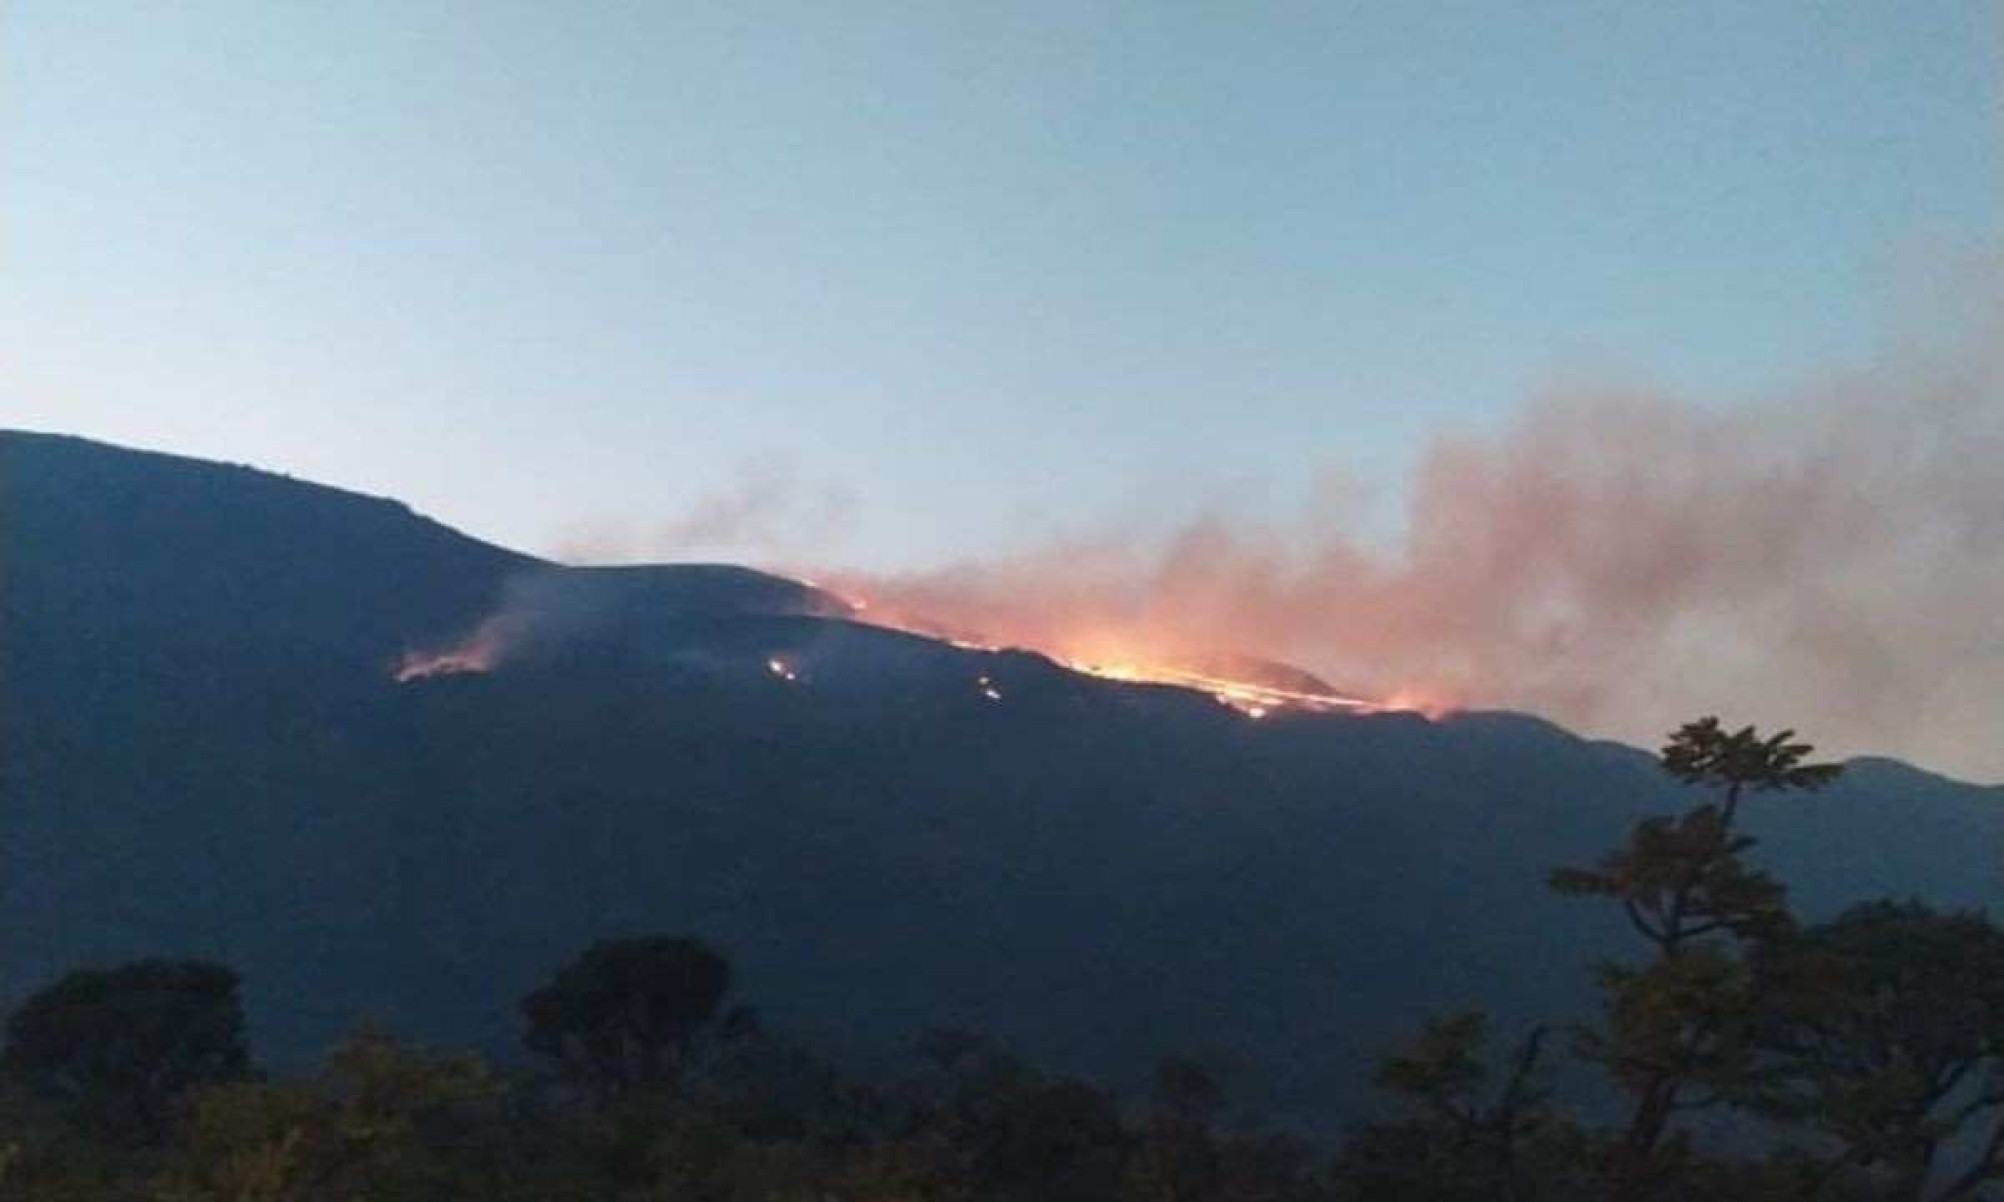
[4,2,1995,569]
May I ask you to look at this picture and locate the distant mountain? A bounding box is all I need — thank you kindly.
[3,430,1999,1126]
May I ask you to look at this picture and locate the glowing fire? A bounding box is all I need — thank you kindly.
[390,576,1448,723]
[825,586,1448,721]
[1055,657,1390,719]
[394,617,510,682]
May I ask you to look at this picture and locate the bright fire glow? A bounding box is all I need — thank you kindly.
[827,591,1448,721]
[1055,656,1390,719]
[390,579,1449,722]
[394,617,510,682]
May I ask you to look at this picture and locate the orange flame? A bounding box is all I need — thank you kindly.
[390,580,1449,722]
[1051,655,1416,719]
[833,589,1447,720]
[393,616,511,681]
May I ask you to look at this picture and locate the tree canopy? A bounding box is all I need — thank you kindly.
[1,958,248,1140]
[520,934,738,1100]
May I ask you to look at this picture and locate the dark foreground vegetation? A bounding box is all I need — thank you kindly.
[6,719,2004,1201]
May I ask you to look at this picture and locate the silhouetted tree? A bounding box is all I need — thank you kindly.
[1550,718,1841,1200]
[1124,1055,1327,1202]
[1,959,248,1140]
[629,1110,818,1202]
[153,1027,497,1202]
[1210,1128,1326,1202]
[891,1030,1126,1202]
[692,1024,872,1145]
[1332,1012,1586,1202]
[1124,1057,1223,1202]
[1751,901,2004,1200]
[520,935,739,1102]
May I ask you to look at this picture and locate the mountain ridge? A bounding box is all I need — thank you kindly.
[4,429,1998,1127]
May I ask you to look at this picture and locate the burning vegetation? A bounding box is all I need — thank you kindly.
[389,575,1444,724]
[816,585,1444,719]
[392,616,513,682]
[1048,657,1373,720]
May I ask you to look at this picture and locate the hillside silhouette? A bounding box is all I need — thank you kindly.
[3,430,1998,1126]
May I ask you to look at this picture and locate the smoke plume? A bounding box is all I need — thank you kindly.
[820,289,2004,780]
[555,463,855,564]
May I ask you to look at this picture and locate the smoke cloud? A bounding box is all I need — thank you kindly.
[817,285,2004,781]
[555,463,855,564]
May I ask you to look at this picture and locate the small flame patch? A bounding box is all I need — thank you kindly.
[394,616,510,682]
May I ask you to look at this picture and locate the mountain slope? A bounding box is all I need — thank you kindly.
[4,430,1999,1126]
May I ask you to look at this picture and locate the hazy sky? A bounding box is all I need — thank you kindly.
[4,3,1996,569]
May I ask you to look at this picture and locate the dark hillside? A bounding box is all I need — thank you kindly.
[4,431,1998,1126]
